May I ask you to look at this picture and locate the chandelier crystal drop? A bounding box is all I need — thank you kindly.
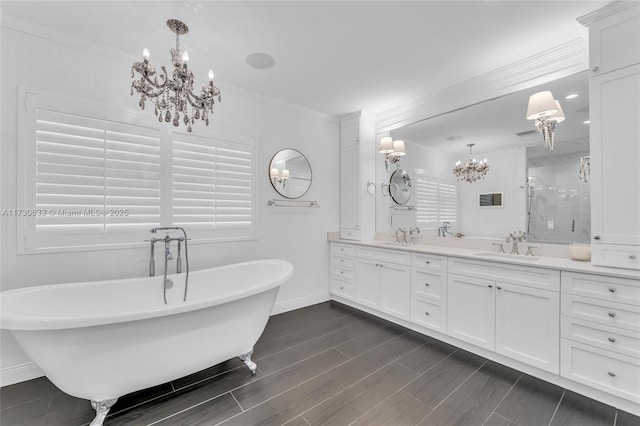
[130,19,221,133]
[453,143,489,183]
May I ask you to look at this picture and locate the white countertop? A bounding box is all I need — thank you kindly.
[328,235,640,281]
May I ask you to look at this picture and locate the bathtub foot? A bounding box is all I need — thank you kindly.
[239,348,257,375]
[90,398,118,426]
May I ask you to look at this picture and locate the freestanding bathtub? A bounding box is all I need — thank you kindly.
[0,259,293,426]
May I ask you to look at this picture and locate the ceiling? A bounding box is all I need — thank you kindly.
[1,1,607,118]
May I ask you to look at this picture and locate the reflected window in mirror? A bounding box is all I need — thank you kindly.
[415,169,457,231]
[269,149,312,199]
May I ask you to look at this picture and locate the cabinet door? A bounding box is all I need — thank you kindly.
[590,64,640,247]
[495,282,560,374]
[340,145,360,233]
[589,6,640,76]
[355,258,380,309]
[447,273,495,350]
[379,262,411,320]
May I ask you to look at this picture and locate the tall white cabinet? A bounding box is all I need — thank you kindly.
[582,4,640,269]
[340,111,375,241]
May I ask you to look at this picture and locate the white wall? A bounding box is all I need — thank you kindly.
[0,22,340,384]
[457,147,527,238]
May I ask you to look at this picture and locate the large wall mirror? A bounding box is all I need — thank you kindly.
[269,149,312,199]
[378,70,590,244]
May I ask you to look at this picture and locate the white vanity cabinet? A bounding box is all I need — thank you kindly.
[355,246,411,320]
[411,253,447,333]
[561,271,640,404]
[340,111,375,241]
[329,243,356,300]
[447,257,561,373]
[584,4,640,269]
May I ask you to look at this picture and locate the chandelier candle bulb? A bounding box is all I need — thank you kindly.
[142,48,150,61]
[208,70,214,81]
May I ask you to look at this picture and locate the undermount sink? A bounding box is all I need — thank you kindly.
[474,252,540,261]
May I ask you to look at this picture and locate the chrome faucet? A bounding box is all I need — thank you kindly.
[395,228,408,244]
[506,231,527,255]
[148,227,190,304]
[409,227,420,244]
[439,221,453,237]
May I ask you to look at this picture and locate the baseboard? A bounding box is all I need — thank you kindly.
[1,362,43,387]
[272,291,331,315]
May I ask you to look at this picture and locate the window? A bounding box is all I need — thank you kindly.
[414,168,457,230]
[18,90,255,253]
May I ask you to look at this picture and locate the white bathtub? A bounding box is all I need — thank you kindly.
[1,259,293,425]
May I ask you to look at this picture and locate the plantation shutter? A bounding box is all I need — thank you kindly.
[172,131,255,238]
[34,108,161,235]
[415,169,457,229]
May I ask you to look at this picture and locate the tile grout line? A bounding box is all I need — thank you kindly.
[146,392,237,426]
[481,374,523,426]
[229,391,245,412]
[547,389,566,426]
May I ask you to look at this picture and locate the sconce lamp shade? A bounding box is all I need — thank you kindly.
[549,100,566,123]
[270,168,279,179]
[281,169,290,178]
[526,91,559,120]
[392,140,406,156]
[379,136,394,153]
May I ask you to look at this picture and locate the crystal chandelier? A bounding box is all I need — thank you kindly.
[453,143,489,183]
[130,19,221,133]
[526,91,565,150]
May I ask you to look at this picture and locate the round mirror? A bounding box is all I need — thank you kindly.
[389,169,412,205]
[268,149,312,199]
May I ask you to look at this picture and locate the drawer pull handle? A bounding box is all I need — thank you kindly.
[425,283,430,287]
[630,255,637,260]
[607,371,616,377]
[497,286,502,290]
[425,261,430,264]
[425,311,430,316]
[608,337,617,343]
[608,312,617,318]
[608,287,617,293]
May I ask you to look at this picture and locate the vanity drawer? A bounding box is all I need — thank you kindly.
[562,294,640,333]
[356,246,411,266]
[447,257,560,292]
[562,316,640,359]
[331,243,355,258]
[331,266,354,281]
[411,269,446,301]
[331,277,355,299]
[561,339,640,403]
[331,255,354,269]
[412,253,447,271]
[412,297,446,333]
[592,244,640,270]
[562,271,640,306]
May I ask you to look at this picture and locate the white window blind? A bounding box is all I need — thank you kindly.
[172,132,254,239]
[415,169,457,229]
[19,90,255,253]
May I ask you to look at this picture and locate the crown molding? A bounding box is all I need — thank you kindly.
[577,1,639,27]
[375,38,587,134]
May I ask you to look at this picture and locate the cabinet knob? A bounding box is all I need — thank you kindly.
[592,66,600,73]
[340,259,344,263]
[607,371,616,377]
[593,236,601,240]
[488,285,494,289]
[630,255,637,260]
[608,337,617,343]
[425,311,430,316]
[608,287,617,293]
[425,261,430,264]
[340,286,344,290]
[497,286,502,290]
[608,312,617,318]
[340,271,344,274]
[424,283,430,287]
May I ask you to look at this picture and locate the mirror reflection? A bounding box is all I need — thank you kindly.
[381,71,590,244]
[389,169,412,205]
[269,149,312,199]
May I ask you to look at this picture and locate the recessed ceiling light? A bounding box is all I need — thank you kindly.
[246,52,275,70]
[445,135,462,141]
[583,120,590,125]
[565,93,579,99]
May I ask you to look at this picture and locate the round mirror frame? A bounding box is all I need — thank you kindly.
[389,169,412,205]
[268,148,312,199]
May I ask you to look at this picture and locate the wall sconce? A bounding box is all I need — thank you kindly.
[379,136,406,172]
[270,168,289,189]
[526,90,565,151]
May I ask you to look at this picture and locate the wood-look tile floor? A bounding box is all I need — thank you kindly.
[1,301,639,426]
